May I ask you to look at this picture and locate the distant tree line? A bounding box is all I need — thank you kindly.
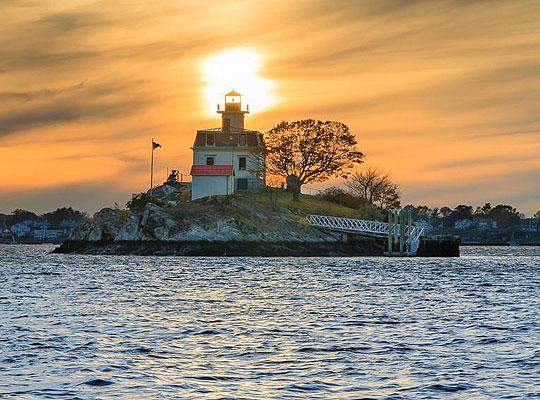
[403,203,539,231]
[0,207,88,229]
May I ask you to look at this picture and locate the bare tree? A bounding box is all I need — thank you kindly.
[264,120,364,191]
[346,167,401,209]
[375,181,401,209]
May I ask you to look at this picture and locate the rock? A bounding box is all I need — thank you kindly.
[148,183,183,200]
[140,203,179,240]
[69,221,95,241]
[69,208,126,241]
[92,208,126,240]
[65,191,352,246]
[117,213,141,241]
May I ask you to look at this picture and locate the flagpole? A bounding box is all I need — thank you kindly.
[150,137,154,190]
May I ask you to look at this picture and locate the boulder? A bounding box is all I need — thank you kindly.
[92,208,126,240]
[117,213,141,241]
[148,184,181,200]
[140,203,179,240]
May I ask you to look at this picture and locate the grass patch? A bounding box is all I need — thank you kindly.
[234,191,381,220]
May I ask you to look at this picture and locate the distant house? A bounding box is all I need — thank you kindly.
[59,219,78,229]
[34,220,50,230]
[521,218,538,232]
[190,90,265,200]
[10,220,34,237]
[33,229,63,239]
[1,228,13,239]
[415,219,433,233]
[454,219,473,230]
[472,216,497,230]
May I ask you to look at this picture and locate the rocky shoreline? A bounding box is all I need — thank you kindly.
[53,238,386,257]
[51,183,399,257]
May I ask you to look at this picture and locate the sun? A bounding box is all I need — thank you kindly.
[202,48,274,115]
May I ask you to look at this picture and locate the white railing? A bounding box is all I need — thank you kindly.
[307,214,424,252]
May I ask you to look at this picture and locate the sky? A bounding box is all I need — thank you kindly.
[1,0,539,215]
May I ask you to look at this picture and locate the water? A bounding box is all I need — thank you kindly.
[0,245,539,399]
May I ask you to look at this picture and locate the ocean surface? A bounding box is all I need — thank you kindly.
[0,245,538,399]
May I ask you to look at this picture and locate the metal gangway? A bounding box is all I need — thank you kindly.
[307,214,424,254]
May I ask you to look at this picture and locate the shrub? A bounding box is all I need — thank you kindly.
[126,193,164,211]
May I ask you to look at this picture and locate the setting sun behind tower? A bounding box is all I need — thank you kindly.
[202,48,274,115]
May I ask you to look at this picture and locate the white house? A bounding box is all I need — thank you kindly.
[454,219,473,230]
[190,90,265,200]
[415,219,433,233]
[33,229,63,239]
[10,220,33,237]
[521,217,538,232]
[472,216,497,230]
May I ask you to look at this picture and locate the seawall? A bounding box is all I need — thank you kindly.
[53,238,386,257]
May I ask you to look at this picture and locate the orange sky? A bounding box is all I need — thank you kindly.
[1,0,539,215]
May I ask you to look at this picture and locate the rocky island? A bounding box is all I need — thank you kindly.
[53,182,385,256]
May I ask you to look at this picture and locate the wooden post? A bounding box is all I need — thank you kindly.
[387,210,393,255]
[394,211,399,254]
[399,210,405,255]
[407,210,412,253]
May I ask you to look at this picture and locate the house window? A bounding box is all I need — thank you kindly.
[206,156,215,165]
[206,132,215,146]
[239,157,246,171]
[237,178,248,191]
[239,133,247,146]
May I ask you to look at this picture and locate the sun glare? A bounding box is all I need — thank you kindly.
[202,48,274,115]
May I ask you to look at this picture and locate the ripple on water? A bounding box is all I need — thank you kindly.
[0,244,539,399]
[82,378,114,387]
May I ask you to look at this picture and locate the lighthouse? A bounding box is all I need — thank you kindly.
[190,90,265,200]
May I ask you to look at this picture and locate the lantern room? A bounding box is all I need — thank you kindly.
[217,90,249,130]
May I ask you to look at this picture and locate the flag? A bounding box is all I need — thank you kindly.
[152,140,161,150]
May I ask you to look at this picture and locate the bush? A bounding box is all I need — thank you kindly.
[126,193,164,210]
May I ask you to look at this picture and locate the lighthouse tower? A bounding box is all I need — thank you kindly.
[217,90,249,132]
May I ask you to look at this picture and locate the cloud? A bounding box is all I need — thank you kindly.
[35,11,108,33]
[0,81,84,103]
[0,37,212,74]
[469,128,540,139]
[0,97,147,137]
[0,76,155,138]
[431,153,540,170]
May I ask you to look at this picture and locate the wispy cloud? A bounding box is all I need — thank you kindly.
[0,78,151,137]
[0,81,85,103]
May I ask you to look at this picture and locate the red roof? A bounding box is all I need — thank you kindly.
[190,164,234,176]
